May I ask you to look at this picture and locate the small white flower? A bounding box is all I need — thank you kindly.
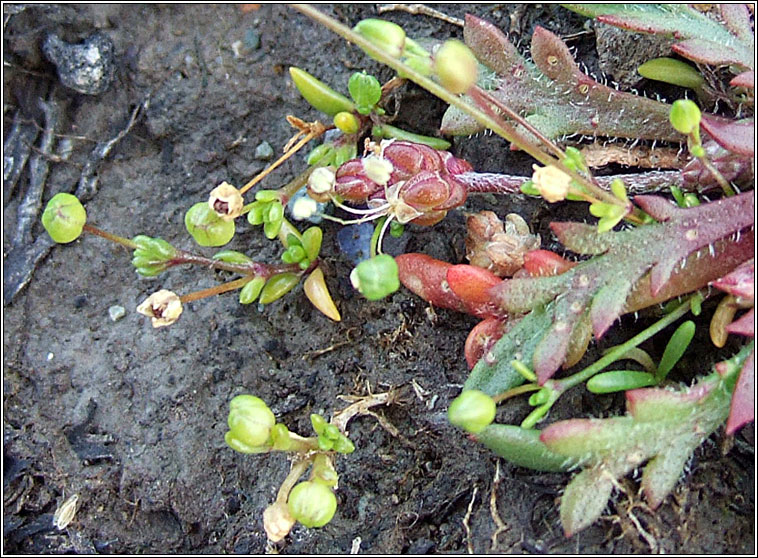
[532,164,572,203]
[208,181,244,221]
[308,167,336,194]
[291,196,319,221]
[362,155,393,186]
[137,289,183,328]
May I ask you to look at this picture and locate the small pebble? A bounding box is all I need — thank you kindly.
[244,29,261,50]
[108,305,126,322]
[254,141,274,160]
[42,32,115,95]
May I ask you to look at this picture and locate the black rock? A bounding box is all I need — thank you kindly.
[42,32,115,95]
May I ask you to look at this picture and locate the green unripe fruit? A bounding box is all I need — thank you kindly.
[185,202,235,247]
[42,193,87,244]
[349,254,400,301]
[353,19,406,59]
[225,395,276,453]
[287,481,337,528]
[435,39,478,94]
[669,99,701,135]
[333,111,360,134]
[448,390,496,434]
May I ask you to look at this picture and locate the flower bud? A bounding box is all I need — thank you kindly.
[334,159,381,202]
[291,196,319,221]
[287,481,337,528]
[42,193,87,244]
[225,394,276,452]
[263,502,296,542]
[308,166,337,198]
[208,181,244,221]
[435,39,478,94]
[350,254,400,301]
[361,155,394,186]
[531,164,571,203]
[137,289,183,328]
[669,99,701,135]
[354,19,406,59]
[333,111,360,135]
[448,390,496,434]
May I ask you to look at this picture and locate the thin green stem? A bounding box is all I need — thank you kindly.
[492,383,541,404]
[553,293,701,394]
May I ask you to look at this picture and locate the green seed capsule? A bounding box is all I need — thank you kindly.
[435,39,478,94]
[42,193,87,244]
[448,390,496,434]
[225,395,276,452]
[287,481,337,528]
[289,67,355,116]
[353,18,406,59]
[669,99,701,135]
[185,202,235,247]
[349,254,400,301]
[333,111,360,134]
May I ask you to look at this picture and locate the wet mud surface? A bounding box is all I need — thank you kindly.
[3,4,754,554]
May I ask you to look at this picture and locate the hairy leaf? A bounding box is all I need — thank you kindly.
[540,343,752,536]
[490,192,754,383]
[564,4,753,70]
[441,15,684,142]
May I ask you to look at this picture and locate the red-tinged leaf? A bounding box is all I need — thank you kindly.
[700,114,755,157]
[672,39,748,69]
[523,249,576,276]
[395,253,499,318]
[727,308,754,337]
[464,317,506,369]
[730,70,754,89]
[463,13,519,76]
[625,382,716,422]
[565,4,753,69]
[711,258,754,302]
[634,191,755,295]
[590,277,633,338]
[726,349,754,435]
[447,264,502,304]
[720,4,754,43]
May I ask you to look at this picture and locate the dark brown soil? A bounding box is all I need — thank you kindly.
[3,4,754,554]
